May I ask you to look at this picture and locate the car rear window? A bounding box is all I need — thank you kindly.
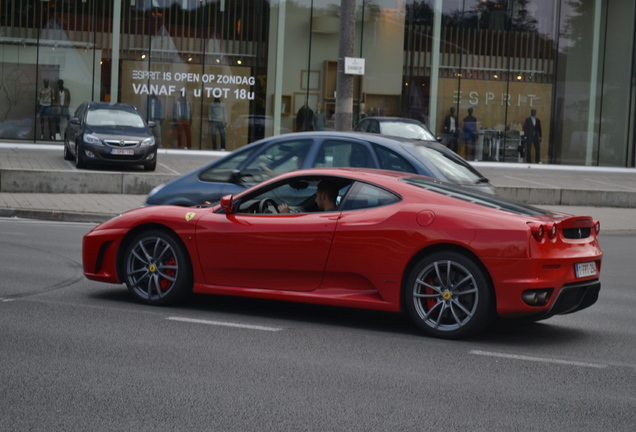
[401,176,553,217]
[406,144,485,185]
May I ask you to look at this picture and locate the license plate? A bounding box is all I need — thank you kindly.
[111,149,134,155]
[575,261,597,278]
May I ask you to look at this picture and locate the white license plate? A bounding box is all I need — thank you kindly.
[575,261,597,278]
[111,149,134,155]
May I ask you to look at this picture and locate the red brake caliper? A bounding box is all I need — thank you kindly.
[159,257,176,291]
[425,277,437,315]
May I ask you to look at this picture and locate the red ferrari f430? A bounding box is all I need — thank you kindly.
[83,168,602,339]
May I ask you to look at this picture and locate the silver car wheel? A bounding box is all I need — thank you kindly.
[404,251,493,338]
[124,230,191,305]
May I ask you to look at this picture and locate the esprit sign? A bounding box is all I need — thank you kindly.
[344,57,365,75]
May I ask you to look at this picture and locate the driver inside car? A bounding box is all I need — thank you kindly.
[278,179,339,213]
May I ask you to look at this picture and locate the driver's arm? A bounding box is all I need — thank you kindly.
[258,162,278,178]
[278,203,290,213]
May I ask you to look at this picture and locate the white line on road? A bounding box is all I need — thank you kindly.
[158,162,181,175]
[167,316,283,332]
[470,350,607,369]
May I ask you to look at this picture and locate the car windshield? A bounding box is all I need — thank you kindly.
[199,143,263,182]
[406,144,487,185]
[380,121,436,141]
[86,108,145,128]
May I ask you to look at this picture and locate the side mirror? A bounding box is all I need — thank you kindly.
[69,118,80,125]
[229,169,242,184]
[220,194,235,214]
[148,120,156,128]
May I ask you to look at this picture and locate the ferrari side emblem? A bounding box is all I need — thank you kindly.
[185,212,196,222]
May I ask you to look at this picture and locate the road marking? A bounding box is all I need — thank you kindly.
[167,316,283,332]
[470,350,607,369]
[158,163,181,175]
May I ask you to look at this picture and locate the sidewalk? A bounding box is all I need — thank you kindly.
[0,142,635,231]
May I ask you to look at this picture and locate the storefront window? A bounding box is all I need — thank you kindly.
[1,0,635,169]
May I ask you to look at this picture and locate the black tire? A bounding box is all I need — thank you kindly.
[75,142,86,169]
[144,158,157,171]
[123,229,193,306]
[403,251,494,339]
[63,139,73,161]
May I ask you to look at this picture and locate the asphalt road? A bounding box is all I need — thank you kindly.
[1,219,635,431]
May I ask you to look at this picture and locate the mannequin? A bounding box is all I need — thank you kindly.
[54,79,71,139]
[38,79,54,140]
[313,102,327,131]
[172,90,192,149]
[208,97,227,150]
[146,92,164,147]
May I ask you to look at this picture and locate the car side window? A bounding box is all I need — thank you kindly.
[340,182,400,211]
[313,140,375,169]
[372,144,418,173]
[74,105,85,121]
[357,119,370,132]
[369,121,381,134]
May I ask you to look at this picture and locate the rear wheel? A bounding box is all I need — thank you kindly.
[123,230,193,305]
[403,251,494,339]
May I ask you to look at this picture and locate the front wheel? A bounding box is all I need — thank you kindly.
[403,251,494,339]
[75,142,86,169]
[144,158,157,171]
[63,139,73,161]
[123,230,193,305]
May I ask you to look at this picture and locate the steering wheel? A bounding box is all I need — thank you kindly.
[258,198,279,214]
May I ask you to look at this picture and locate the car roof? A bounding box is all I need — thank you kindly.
[362,117,425,124]
[83,102,139,111]
[255,130,434,146]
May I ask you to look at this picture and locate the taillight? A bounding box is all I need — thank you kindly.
[546,222,557,240]
[528,222,545,242]
[594,220,600,234]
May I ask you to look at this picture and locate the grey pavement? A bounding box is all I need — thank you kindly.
[1,142,635,232]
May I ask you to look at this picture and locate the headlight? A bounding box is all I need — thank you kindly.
[84,133,101,145]
[141,136,155,147]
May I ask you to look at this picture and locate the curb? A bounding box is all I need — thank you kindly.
[0,208,114,224]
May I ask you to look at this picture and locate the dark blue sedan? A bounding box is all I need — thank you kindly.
[146,131,494,206]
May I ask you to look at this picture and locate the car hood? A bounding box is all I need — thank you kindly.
[85,125,152,139]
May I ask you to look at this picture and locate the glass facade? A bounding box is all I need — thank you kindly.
[1,0,635,167]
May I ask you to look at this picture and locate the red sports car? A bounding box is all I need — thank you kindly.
[83,168,602,339]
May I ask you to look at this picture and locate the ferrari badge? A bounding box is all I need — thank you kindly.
[185,212,196,222]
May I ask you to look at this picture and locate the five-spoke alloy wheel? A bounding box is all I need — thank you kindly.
[404,251,493,339]
[123,230,193,305]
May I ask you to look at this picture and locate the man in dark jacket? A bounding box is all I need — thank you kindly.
[523,109,542,163]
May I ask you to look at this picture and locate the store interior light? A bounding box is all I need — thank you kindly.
[141,53,146,59]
